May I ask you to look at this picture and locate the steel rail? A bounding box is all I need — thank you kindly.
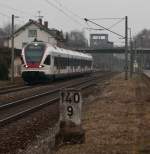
[0,85,32,95]
[0,84,21,91]
[0,78,96,126]
[0,76,96,111]
[0,71,101,95]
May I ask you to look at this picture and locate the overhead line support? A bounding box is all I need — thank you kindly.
[84,18,124,38]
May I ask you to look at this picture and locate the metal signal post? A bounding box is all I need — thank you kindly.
[11,14,19,83]
[11,14,14,83]
[125,16,128,80]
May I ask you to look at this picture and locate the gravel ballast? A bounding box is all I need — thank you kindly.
[54,74,150,154]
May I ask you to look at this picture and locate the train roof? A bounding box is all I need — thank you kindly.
[48,44,92,60]
[25,42,93,60]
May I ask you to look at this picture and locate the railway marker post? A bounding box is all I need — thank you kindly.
[55,88,85,146]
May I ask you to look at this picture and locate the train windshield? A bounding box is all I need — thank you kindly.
[25,43,46,63]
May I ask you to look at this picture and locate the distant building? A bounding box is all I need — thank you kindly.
[4,19,64,50]
[89,34,115,71]
[90,34,113,49]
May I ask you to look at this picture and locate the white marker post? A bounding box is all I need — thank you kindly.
[55,88,85,146]
[60,89,82,125]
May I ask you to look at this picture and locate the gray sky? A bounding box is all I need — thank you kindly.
[0,0,149,45]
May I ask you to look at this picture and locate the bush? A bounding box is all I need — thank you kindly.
[0,62,9,80]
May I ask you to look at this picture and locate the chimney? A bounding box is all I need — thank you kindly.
[38,18,42,25]
[44,21,48,28]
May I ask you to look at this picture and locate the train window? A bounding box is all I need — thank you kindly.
[60,57,64,68]
[44,55,51,65]
[62,57,67,68]
[25,43,46,63]
[59,57,62,68]
[77,59,79,66]
[67,58,69,66]
[54,57,92,69]
[54,57,58,67]
[72,59,74,66]
[54,57,67,69]
[68,58,72,67]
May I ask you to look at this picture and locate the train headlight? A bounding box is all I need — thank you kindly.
[39,65,44,68]
[24,65,28,68]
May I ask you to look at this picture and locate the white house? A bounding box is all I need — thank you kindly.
[6,19,64,50]
[5,19,65,78]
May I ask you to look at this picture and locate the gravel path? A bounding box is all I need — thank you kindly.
[54,74,150,154]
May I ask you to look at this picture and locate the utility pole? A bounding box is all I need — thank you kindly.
[11,14,14,83]
[125,16,128,80]
[134,40,137,73]
[141,36,144,73]
[130,41,133,78]
[129,28,133,78]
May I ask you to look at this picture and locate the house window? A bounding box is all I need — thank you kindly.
[100,36,106,40]
[28,29,37,38]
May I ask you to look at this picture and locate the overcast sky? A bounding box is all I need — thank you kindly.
[0,0,149,45]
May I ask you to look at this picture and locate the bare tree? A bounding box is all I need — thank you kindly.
[65,30,88,49]
[134,29,150,69]
[2,23,19,36]
[134,29,150,48]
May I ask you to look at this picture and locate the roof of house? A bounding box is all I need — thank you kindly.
[14,19,64,41]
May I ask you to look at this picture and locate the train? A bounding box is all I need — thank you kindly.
[21,41,93,83]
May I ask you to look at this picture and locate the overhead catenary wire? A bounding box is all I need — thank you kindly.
[84,17,125,31]
[84,20,97,32]
[0,2,38,28]
[108,18,125,29]
[83,17,125,32]
[84,18,125,38]
[88,17,125,21]
[51,0,82,19]
[84,28,104,31]
[0,2,40,28]
[50,1,125,32]
[44,0,84,27]
[0,12,10,27]
[0,12,27,27]
[0,2,35,17]
[52,0,95,30]
[0,12,10,18]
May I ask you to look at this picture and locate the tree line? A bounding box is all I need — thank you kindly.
[0,23,88,49]
[133,29,150,48]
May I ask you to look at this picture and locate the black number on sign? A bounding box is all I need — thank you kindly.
[66,92,72,103]
[67,106,73,117]
[74,93,80,103]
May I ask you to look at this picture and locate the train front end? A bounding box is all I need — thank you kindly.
[21,42,50,83]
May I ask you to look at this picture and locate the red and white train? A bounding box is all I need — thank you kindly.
[21,41,93,83]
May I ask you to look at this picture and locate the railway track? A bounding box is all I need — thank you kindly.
[0,84,32,95]
[0,75,97,126]
[0,72,115,154]
[0,71,103,95]
[0,72,114,127]
[0,84,19,91]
